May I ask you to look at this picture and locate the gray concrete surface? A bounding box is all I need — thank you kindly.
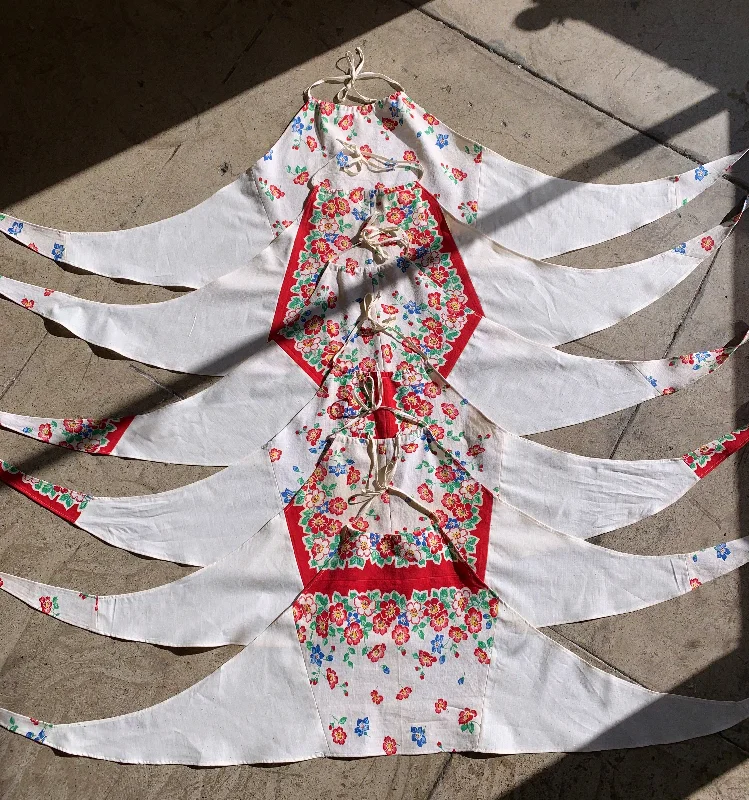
[1,1,748,798]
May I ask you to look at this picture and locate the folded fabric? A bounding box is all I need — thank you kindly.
[1,66,744,287]
[2,338,746,566]
[3,431,749,762]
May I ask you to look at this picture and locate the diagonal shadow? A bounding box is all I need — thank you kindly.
[1,5,749,793]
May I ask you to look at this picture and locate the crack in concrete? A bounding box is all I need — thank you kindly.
[128,363,186,400]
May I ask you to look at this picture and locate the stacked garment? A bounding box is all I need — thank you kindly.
[1,49,749,763]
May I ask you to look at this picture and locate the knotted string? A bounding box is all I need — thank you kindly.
[304,48,405,104]
[354,216,410,264]
[335,139,423,179]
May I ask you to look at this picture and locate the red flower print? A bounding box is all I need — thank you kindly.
[335,235,352,251]
[445,296,466,317]
[297,625,307,643]
[357,104,374,115]
[28,243,39,252]
[423,113,439,126]
[426,531,442,554]
[38,423,53,442]
[465,607,483,634]
[300,283,316,302]
[397,188,416,205]
[309,513,330,534]
[489,597,499,618]
[427,424,445,441]
[359,356,377,374]
[304,316,324,335]
[371,690,384,705]
[396,686,413,701]
[427,292,442,310]
[326,667,338,689]
[434,464,456,484]
[39,596,53,615]
[306,136,318,152]
[417,483,434,503]
[328,401,346,420]
[435,698,448,714]
[43,288,54,296]
[268,448,282,463]
[458,708,477,726]
[403,150,417,162]
[466,444,486,457]
[453,502,473,522]
[316,611,330,638]
[430,265,449,285]
[701,236,715,252]
[382,735,398,755]
[474,647,491,665]
[62,418,84,434]
[331,726,347,745]
[402,442,419,454]
[312,465,327,484]
[21,298,35,309]
[372,614,390,635]
[306,428,322,446]
[690,577,702,590]
[359,146,373,157]
[408,227,435,249]
[349,187,365,203]
[451,167,467,182]
[442,492,460,511]
[441,403,459,420]
[328,497,348,516]
[368,643,387,662]
[418,650,437,667]
[269,185,284,199]
[293,170,310,186]
[423,381,441,398]
[380,599,400,622]
[423,333,443,351]
[382,118,398,131]
[431,610,449,632]
[381,343,393,362]
[338,113,354,131]
[329,602,347,626]
[392,624,410,646]
[348,515,368,531]
[377,536,397,560]
[467,200,478,212]
[0,578,3,588]
[385,207,407,226]
[449,625,467,643]
[318,101,336,116]
[310,238,335,258]
[424,598,445,619]
[344,622,364,645]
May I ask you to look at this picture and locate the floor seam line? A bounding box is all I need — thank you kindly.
[405,1,749,190]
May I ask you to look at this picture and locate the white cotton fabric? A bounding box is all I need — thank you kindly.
[0,92,744,287]
[1,431,746,642]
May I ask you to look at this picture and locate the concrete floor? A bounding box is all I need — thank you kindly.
[1,1,748,797]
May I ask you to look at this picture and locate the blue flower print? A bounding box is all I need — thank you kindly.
[403,300,421,315]
[715,542,731,561]
[352,207,368,221]
[436,133,449,149]
[8,220,23,236]
[382,665,390,674]
[291,117,304,135]
[355,717,370,737]
[336,151,350,169]
[411,726,427,747]
[445,517,460,531]
[397,612,409,627]
[329,462,348,476]
[646,375,658,388]
[396,256,411,273]
[347,610,360,624]
[310,644,325,667]
[431,634,445,655]
[694,165,708,182]
[324,232,339,243]
[22,426,32,434]
[389,100,400,118]
[51,242,65,262]
[263,149,273,161]
[280,488,296,504]
[673,242,687,254]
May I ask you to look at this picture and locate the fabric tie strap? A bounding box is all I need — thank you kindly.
[303,48,405,104]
